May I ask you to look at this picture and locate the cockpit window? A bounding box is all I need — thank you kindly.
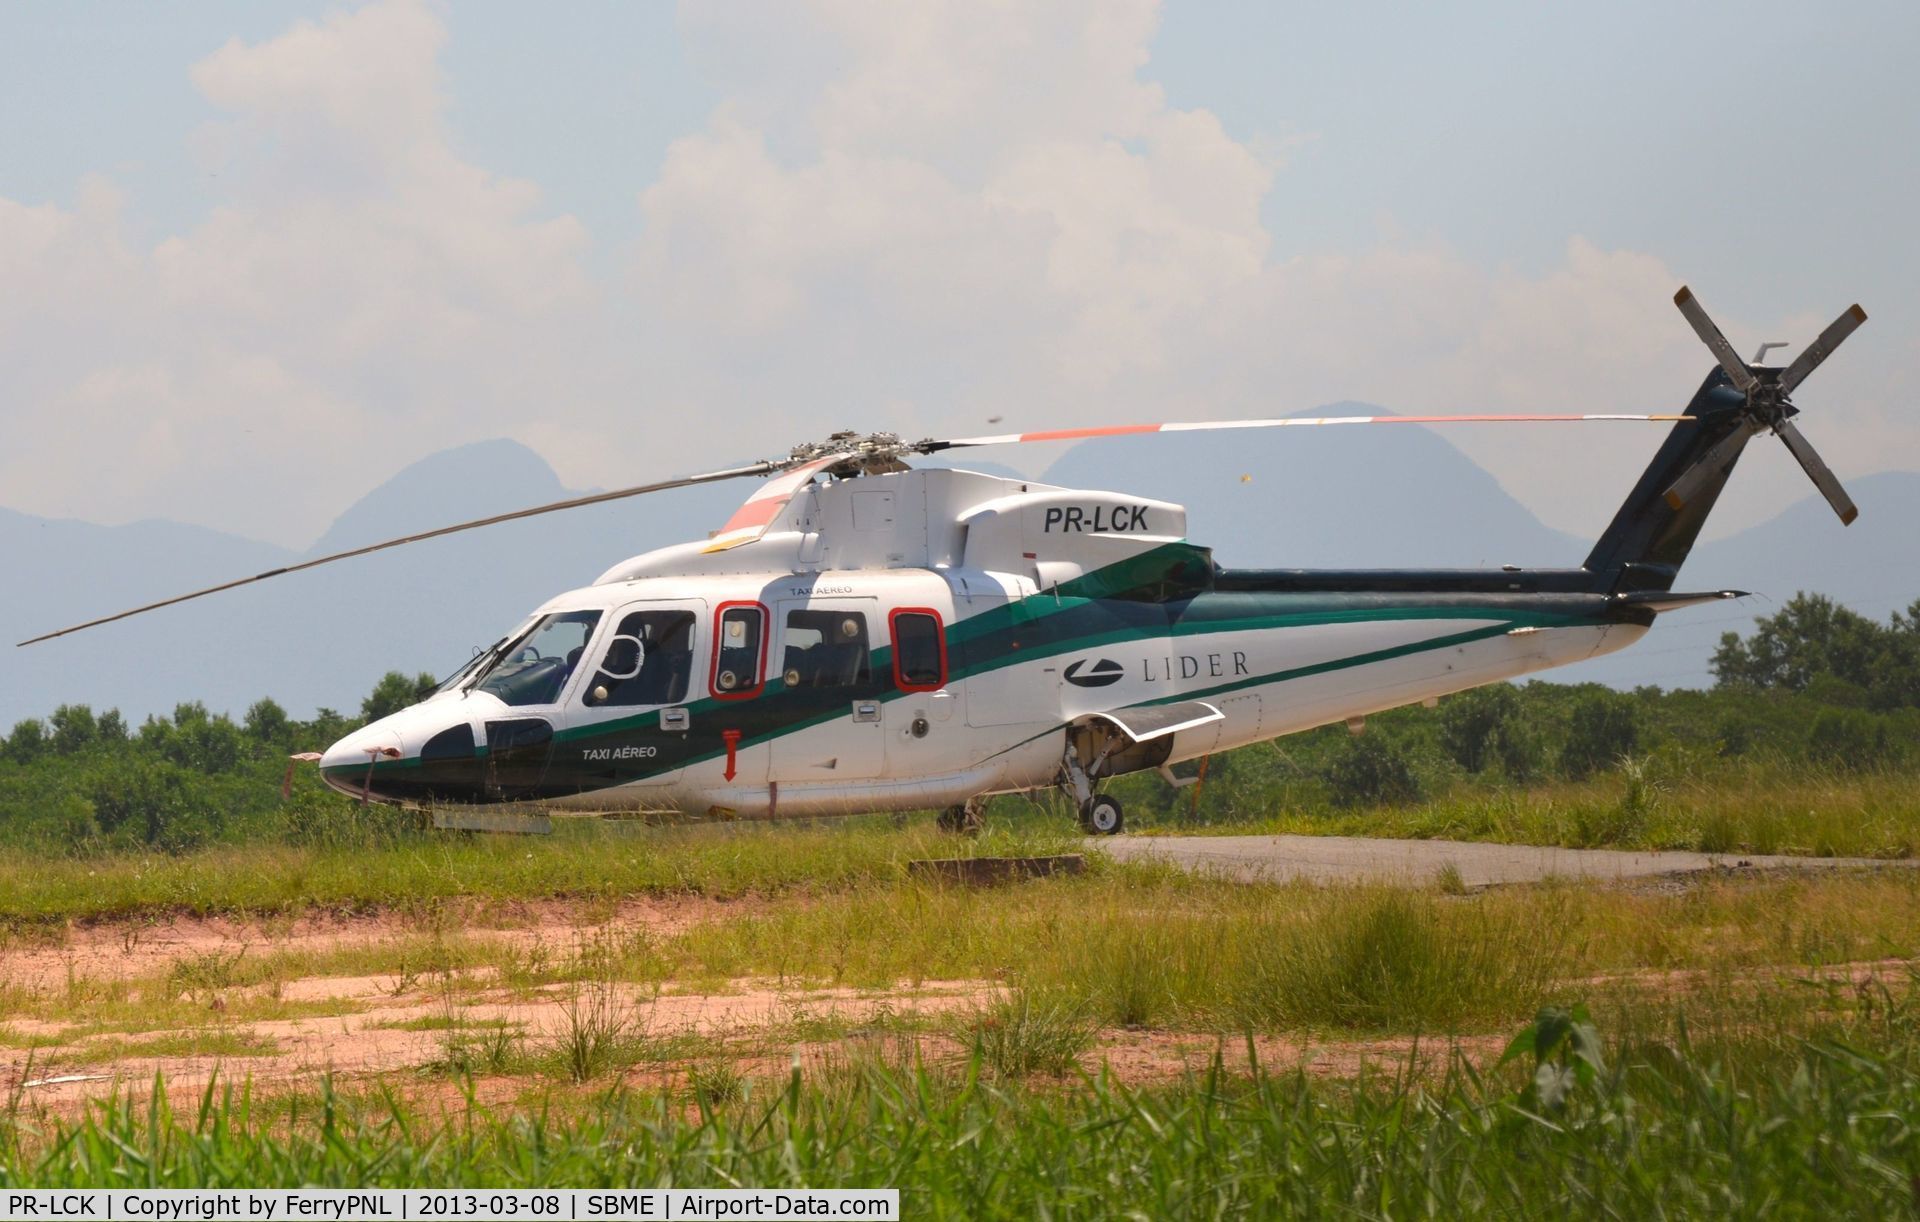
[583,610,696,708]
[474,611,602,707]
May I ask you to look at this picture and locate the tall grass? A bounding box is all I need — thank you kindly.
[953,990,1096,1077]
[7,868,1920,1043]
[1125,754,1920,857]
[4,1017,1920,1216]
[0,816,1081,924]
[0,756,1913,929]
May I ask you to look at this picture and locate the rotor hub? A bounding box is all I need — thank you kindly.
[788,430,923,477]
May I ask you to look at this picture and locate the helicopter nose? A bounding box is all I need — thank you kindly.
[318,726,406,798]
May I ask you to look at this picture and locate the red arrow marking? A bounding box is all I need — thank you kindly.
[721,730,742,781]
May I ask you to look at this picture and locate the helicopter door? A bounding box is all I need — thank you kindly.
[770,598,886,782]
[882,604,962,776]
[484,719,555,800]
[959,586,1059,730]
[553,599,705,793]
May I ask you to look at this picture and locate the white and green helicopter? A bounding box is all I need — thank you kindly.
[22,288,1868,834]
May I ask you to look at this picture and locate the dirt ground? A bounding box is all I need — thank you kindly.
[0,899,1512,1111]
[10,893,1904,1114]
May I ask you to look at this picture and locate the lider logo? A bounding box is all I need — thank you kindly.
[1063,658,1125,688]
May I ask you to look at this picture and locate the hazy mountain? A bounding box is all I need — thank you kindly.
[1,425,1908,728]
[0,440,745,730]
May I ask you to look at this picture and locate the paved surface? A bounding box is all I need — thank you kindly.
[1093,833,1916,888]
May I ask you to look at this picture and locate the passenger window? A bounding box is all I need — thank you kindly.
[583,610,696,708]
[781,609,872,690]
[890,610,945,691]
[711,603,767,699]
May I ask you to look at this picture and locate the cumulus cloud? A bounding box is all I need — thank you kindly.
[629,0,1906,538]
[0,0,593,545]
[0,0,1904,547]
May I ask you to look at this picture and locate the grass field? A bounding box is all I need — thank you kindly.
[3,991,1920,1216]
[1115,755,1920,858]
[0,757,1913,928]
[0,783,1917,1212]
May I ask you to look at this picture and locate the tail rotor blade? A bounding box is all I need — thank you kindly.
[1663,424,1754,511]
[1777,304,1868,395]
[1775,417,1860,525]
[1673,286,1756,393]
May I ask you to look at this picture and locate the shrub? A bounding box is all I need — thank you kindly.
[87,762,223,851]
[1559,691,1640,779]
[958,991,1095,1078]
[1324,733,1423,808]
[1439,686,1519,774]
[1806,708,1896,771]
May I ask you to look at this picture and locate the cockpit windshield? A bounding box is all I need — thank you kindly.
[472,610,602,707]
[433,628,518,696]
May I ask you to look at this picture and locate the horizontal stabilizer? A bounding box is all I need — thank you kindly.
[1612,590,1748,613]
[1086,700,1224,744]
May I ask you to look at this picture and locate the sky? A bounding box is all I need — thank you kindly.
[3,0,1916,552]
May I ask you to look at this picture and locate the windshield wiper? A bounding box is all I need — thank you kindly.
[459,635,515,694]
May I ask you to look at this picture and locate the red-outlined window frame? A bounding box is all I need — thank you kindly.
[888,607,948,693]
[710,600,769,700]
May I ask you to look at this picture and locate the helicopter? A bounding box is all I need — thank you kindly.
[21,288,1869,835]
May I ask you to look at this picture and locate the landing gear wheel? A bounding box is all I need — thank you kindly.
[937,802,984,836]
[1080,794,1124,836]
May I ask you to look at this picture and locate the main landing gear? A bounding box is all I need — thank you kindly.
[1060,736,1125,836]
[1079,793,1124,836]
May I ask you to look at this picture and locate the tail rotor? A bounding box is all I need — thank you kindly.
[1664,286,1865,525]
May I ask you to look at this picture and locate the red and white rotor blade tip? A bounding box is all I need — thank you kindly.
[931,413,1691,450]
[703,452,850,553]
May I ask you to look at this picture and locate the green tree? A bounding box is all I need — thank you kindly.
[1713,593,1920,709]
[48,704,98,755]
[142,703,244,774]
[245,698,291,745]
[96,709,128,743]
[361,672,441,723]
[5,719,47,765]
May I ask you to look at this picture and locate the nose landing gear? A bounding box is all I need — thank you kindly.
[937,801,983,835]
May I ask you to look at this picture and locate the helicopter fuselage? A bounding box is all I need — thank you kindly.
[318,466,1649,817]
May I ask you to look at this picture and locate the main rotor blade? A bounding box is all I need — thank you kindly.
[703,451,851,553]
[1673,285,1756,393]
[1775,417,1860,525]
[17,458,788,646]
[1662,423,1755,511]
[922,412,1692,451]
[1777,303,1868,396]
